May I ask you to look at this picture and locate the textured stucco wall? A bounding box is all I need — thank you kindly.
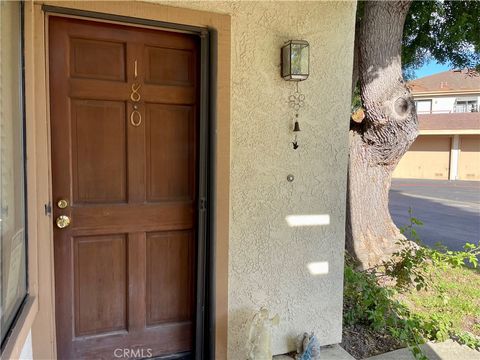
[157,1,357,357]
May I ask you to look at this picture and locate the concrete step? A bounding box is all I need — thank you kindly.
[273,344,356,360]
[363,340,480,360]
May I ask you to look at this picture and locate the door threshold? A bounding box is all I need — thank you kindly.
[150,352,192,360]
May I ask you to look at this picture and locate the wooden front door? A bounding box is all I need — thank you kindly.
[49,16,200,359]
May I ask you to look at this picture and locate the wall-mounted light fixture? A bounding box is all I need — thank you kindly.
[281,40,309,81]
[281,40,309,150]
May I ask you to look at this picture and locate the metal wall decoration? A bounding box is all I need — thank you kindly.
[288,82,305,149]
[130,60,142,127]
[281,40,309,149]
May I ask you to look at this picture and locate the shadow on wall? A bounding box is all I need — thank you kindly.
[389,189,480,251]
[232,306,257,358]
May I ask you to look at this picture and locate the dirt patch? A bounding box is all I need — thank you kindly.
[341,324,404,360]
[462,315,480,337]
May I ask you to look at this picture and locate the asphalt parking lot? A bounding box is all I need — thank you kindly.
[389,179,480,251]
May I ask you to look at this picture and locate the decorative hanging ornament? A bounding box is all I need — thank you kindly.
[293,116,301,132]
[289,82,305,150]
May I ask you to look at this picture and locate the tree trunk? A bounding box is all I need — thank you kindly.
[346,1,419,269]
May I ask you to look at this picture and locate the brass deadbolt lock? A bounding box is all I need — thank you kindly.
[57,199,69,209]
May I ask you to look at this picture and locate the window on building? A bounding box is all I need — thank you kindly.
[0,1,28,348]
[414,100,432,114]
[454,99,478,113]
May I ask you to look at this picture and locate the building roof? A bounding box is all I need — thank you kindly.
[418,112,480,131]
[409,69,480,93]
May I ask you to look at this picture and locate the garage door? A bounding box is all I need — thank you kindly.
[458,135,480,180]
[393,135,451,180]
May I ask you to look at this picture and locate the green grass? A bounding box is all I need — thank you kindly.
[400,264,480,338]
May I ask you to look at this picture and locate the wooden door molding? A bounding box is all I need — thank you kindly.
[48,14,212,359]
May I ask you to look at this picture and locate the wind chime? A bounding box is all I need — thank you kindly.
[289,82,305,150]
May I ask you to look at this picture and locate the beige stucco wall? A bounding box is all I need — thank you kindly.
[156,1,356,357]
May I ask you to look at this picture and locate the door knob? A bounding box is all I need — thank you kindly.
[56,215,71,229]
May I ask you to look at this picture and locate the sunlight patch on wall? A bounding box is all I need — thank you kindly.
[307,261,329,275]
[285,214,330,227]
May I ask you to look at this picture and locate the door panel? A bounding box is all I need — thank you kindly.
[393,136,451,180]
[74,234,128,336]
[70,38,126,81]
[146,104,194,201]
[49,16,199,359]
[459,135,480,180]
[71,99,127,203]
[145,46,195,85]
[146,231,194,326]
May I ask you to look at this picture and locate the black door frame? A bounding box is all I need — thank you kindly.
[42,5,216,359]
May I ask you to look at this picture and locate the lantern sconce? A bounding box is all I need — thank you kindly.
[281,40,309,81]
[281,40,309,150]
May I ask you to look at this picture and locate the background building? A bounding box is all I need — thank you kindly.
[393,69,480,180]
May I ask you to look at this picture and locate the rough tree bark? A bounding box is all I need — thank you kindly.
[346,1,419,269]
